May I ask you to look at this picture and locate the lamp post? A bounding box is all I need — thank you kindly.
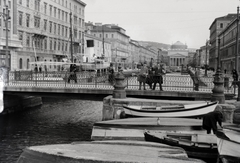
[204,40,209,76]
[211,37,225,104]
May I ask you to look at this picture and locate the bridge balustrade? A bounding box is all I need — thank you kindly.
[5,71,235,94]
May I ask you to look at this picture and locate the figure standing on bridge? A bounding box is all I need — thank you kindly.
[108,63,115,85]
[137,63,148,90]
[230,69,238,88]
[194,67,200,91]
[152,64,164,91]
[68,64,77,83]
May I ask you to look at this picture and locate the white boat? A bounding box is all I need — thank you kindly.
[91,117,209,141]
[216,125,240,162]
[123,101,218,118]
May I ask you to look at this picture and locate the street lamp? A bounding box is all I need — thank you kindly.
[204,40,210,76]
[0,5,11,69]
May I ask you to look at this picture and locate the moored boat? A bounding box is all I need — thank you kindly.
[123,101,218,118]
[144,130,218,160]
[17,140,205,163]
[216,125,240,163]
[91,117,207,141]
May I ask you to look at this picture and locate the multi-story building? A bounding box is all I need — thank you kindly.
[199,43,210,68]
[0,0,22,68]
[128,40,140,69]
[16,0,86,71]
[218,16,239,74]
[209,14,236,70]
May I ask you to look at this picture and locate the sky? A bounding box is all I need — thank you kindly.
[83,0,240,49]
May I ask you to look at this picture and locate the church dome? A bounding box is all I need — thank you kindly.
[171,41,188,49]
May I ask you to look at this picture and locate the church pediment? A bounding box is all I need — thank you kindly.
[169,53,187,57]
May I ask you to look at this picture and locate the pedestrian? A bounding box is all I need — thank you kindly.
[146,66,154,89]
[194,67,200,91]
[202,109,223,134]
[152,64,164,91]
[137,63,148,90]
[67,64,77,83]
[34,64,38,73]
[108,63,115,84]
[230,69,238,88]
[39,66,42,73]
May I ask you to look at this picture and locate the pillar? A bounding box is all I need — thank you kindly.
[113,71,126,98]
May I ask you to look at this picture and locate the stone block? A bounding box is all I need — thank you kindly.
[218,104,236,123]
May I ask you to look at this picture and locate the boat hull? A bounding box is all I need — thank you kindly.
[216,125,240,161]
[144,131,218,160]
[123,101,218,118]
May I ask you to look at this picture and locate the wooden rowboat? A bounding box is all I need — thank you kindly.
[216,125,240,162]
[123,101,218,118]
[144,130,218,160]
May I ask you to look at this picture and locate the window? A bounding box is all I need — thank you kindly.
[44,3,47,14]
[26,34,30,46]
[35,0,40,11]
[65,12,68,22]
[44,39,47,49]
[54,7,56,17]
[62,10,64,21]
[220,23,223,28]
[74,16,77,25]
[65,27,68,37]
[49,5,52,16]
[58,24,60,35]
[34,16,40,28]
[19,58,23,69]
[58,9,60,19]
[26,0,29,7]
[54,23,56,34]
[79,18,81,27]
[18,12,23,26]
[49,21,52,33]
[112,34,114,38]
[27,59,30,69]
[44,19,47,31]
[54,40,56,50]
[62,25,64,36]
[18,31,23,44]
[25,14,30,27]
[58,40,61,50]
[50,39,52,50]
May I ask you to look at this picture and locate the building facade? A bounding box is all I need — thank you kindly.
[16,0,86,71]
[209,14,237,70]
[167,41,189,68]
[0,0,22,68]
[218,17,239,74]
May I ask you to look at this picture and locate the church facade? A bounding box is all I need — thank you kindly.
[167,41,189,69]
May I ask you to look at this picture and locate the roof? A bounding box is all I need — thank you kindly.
[209,14,237,30]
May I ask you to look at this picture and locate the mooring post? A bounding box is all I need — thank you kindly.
[113,69,126,99]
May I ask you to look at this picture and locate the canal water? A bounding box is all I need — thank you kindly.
[0,97,103,163]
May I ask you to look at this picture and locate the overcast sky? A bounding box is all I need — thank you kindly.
[83,0,240,49]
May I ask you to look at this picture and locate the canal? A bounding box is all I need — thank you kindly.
[0,97,103,163]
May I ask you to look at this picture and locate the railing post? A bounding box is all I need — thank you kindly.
[95,71,97,88]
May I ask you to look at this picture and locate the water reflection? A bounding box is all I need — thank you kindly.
[0,98,102,163]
